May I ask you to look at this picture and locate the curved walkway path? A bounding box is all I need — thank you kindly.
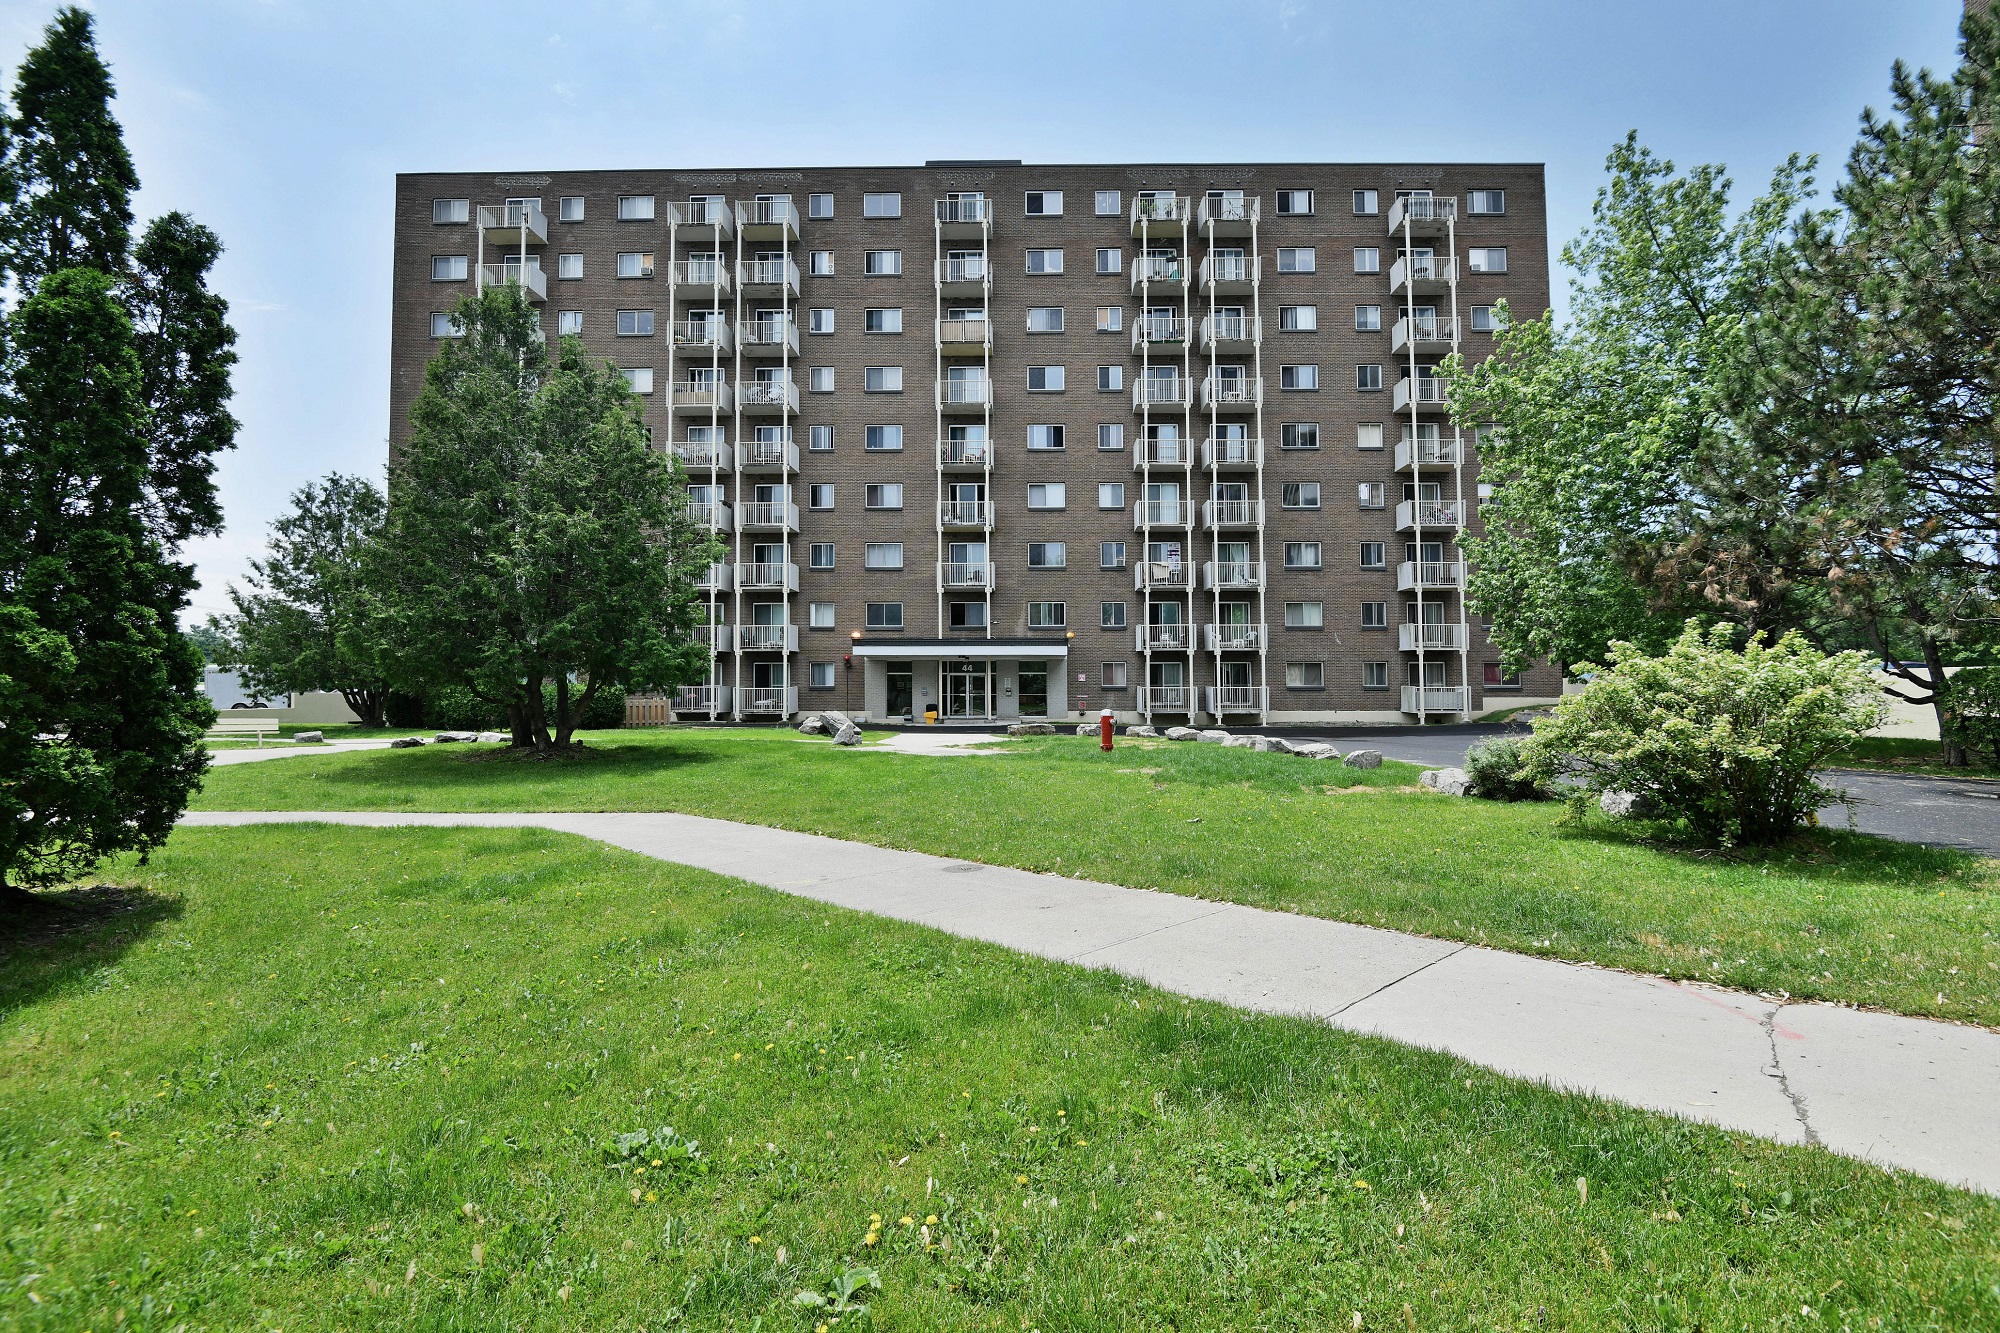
[181,807,2000,1196]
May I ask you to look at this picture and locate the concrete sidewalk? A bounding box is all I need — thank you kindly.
[207,740,397,766]
[179,809,2000,1196]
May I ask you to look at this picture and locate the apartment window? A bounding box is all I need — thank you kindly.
[1095,190,1122,216]
[617,252,654,279]
[1097,306,1124,333]
[863,249,903,276]
[1276,247,1316,274]
[1281,482,1320,509]
[1028,602,1066,630]
[1484,663,1523,688]
[1357,422,1384,450]
[808,192,834,219]
[1097,423,1124,451]
[1470,305,1501,332]
[622,368,654,394]
[808,425,835,452]
[1028,483,1067,510]
[1361,601,1388,630]
[807,483,835,510]
[1098,482,1125,510]
[809,602,837,629]
[1026,306,1065,333]
[1284,541,1322,570]
[1095,248,1122,275]
[1028,542,1067,569]
[1278,304,1317,332]
[1097,365,1124,392]
[864,486,904,513]
[1356,364,1383,392]
[558,253,584,279]
[431,198,469,224]
[809,662,836,688]
[864,366,904,393]
[864,307,903,334]
[1275,189,1314,216]
[616,309,655,336]
[808,307,835,334]
[865,603,904,629]
[1026,365,1065,392]
[1353,247,1380,274]
[808,367,835,393]
[1353,189,1378,215]
[1026,248,1064,275]
[1363,662,1390,689]
[1102,661,1129,689]
[1468,247,1508,274]
[1025,190,1063,216]
[1281,364,1320,391]
[557,310,583,336]
[1469,189,1506,216]
[1358,483,1385,509]
[950,602,988,630]
[863,540,904,567]
[1359,542,1388,569]
[862,192,902,219]
[553,196,582,223]
[808,250,835,276]
[864,424,903,451]
[1284,601,1324,629]
[1354,305,1381,332]
[617,194,656,221]
[1100,541,1127,569]
[1286,662,1325,690]
[429,312,462,338]
[431,255,468,281]
[1027,424,1066,451]
[808,543,835,569]
[1100,601,1127,630]
[1280,422,1320,450]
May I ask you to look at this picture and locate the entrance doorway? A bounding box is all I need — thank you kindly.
[1018,664,1048,717]
[885,662,913,720]
[943,661,991,719]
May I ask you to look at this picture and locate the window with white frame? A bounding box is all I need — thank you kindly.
[1028,483,1067,510]
[1284,541,1322,569]
[1102,661,1129,688]
[1363,662,1390,689]
[616,309,654,336]
[1280,422,1319,450]
[864,307,903,334]
[429,312,462,338]
[1356,422,1384,450]
[1360,601,1388,629]
[1284,601,1324,629]
[808,542,835,569]
[1275,189,1314,215]
[556,196,583,222]
[1097,306,1123,332]
[1095,189,1121,216]
[1097,365,1123,392]
[807,483,834,510]
[809,367,835,393]
[617,194,656,221]
[808,250,835,276]
[1281,482,1320,509]
[808,307,835,334]
[1027,424,1066,450]
[1100,540,1127,569]
[809,602,837,628]
[950,602,987,629]
[863,249,902,276]
[616,251,654,278]
[809,661,836,688]
[864,366,903,392]
[1029,602,1066,629]
[1026,248,1064,275]
[558,253,584,279]
[1353,189,1378,215]
[1098,482,1125,510]
[866,602,903,629]
[1025,190,1062,216]
[623,368,654,394]
[1470,305,1501,332]
[1359,542,1387,569]
[1026,365,1065,392]
[1468,247,1508,273]
[1354,304,1381,332]
[862,192,902,218]
[1277,304,1316,332]
[1353,247,1380,274]
[865,486,904,512]
[1100,601,1127,629]
[1026,306,1065,333]
[1358,482,1385,509]
[863,540,905,567]
[1097,423,1124,451]
[864,424,903,451]
[432,198,470,224]
[557,310,583,336]
[808,425,834,452]
[431,255,468,281]
[808,192,834,219]
[1095,248,1122,275]
[1285,662,1325,689]
[1356,364,1383,391]
[1028,542,1067,568]
[1468,190,1506,215]
[1276,247,1316,273]
[1280,364,1320,391]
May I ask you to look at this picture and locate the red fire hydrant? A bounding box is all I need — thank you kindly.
[1099,707,1115,752]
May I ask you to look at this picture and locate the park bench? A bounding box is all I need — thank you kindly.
[205,716,277,747]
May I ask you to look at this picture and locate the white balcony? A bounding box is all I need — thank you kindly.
[1133,500,1188,528]
[673,684,731,714]
[736,561,801,592]
[675,441,731,471]
[738,623,798,652]
[937,379,991,410]
[1204,684,1268,714]
[694,561,731,592]
[937,561,995,591]
[1201,436,1262,468]
[741,685,798,716]
[935,257,989,298]
[1400,623,1467,651]
[1202,560,1263,590]
[1389,255,1454,296]
[672,259,731,297]
[1202,498,1263,528]
[684,500,732,532]
[671,383,732,415]
[1138,685,1192,712]
[938,500,995,529]
[740,438,799,472]
[672,199,734,239]
[693,623,729,655]
[479,263,546,303]
[1196,194,1259,234]
[1129,255,1186,292]
[1395,499,1462,531]
[934,195,991,237]
[1200,315,1260,351]
[1130,195,1191,235]
[1137,623,1191,651]
[1131,316,1189,354]
[936,318,991,356]
[738,501,799,531]
[938,438,991,469]
[673,319,732,353]
[1387,194,1458,236]
[1204,623,1265,651]
[1132,436,1191,471]
[738,380,799,414]
[1395,437,1462,470]
[1393,377,1450,413]
[1199,253,1261,294]
[1397,560,1465,591]
[1134,560,1193,591]
[738,316,799,357]
[1201,376,1261,412]
[735,198,799,242]
[477,202,548,248]
[1392,315,1458,355]
[1402,685,1468,715]
[1132,377,1190,411]
[738,256,800,297]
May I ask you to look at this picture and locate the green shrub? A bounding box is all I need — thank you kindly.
[543,682,625,730]
[1520,620,1885,846]
[1463,735,1545,801]
[1942,667,2000,768]
[383,691,426,729]
[427,685,502,732]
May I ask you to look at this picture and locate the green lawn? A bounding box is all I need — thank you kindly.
[190,727,2000,1028]
[4,826,1994,1331]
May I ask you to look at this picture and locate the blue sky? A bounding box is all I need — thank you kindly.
[0,0,1966,622]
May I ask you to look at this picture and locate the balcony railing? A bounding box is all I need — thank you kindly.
[1202,498,1263,528]
[738,380,800,412]
[1133,499,1187,527]
[672,259,731,293]
[480,263,546,302]
[938,438,991,467]
[675,441,731,470]
[1131,316,1188,352]
[935,196,991,226]
[1200,315,1260,349]
[1134,560,1192,591]
[1133,378,1189,410]
[684,500,732,531]
[1392,315,1458,354]
[1129,256,1186,291]
[1392,377,1450,413]
[1205,684,1268,714]
[1138,685,1192,712]
[673,319,731,351]
[736,561,800,592]
[1137,623,1191,651]
[937,257,988,286]
[736,198,799,234]
[674,199,734,235]
[694,561,731,592]
[1394,437,1461,470]
[939,500,995,527]
[1199,254,1260,289]
[738,317,799,355]
[1204,623,1265,651]
[937,561,995,591]
[738,501,800,530]
[741,685,798,716]
[1395,499,1463,531]
[1387,194,1458,233]
[477,202,549,246]
[1201,376,1262,410]
[1130,196,1191,231]
[1389,255,1455,294]
[738,623,797,652]
[1196,195,1259,230]
[1397,560,1466,591]
[1133,435,1190,469]
[1399,623,1466,651]
[938,379,991,408]
[936,317,991,350]
[673,684,731,713]
[671,382,732,413]
[741,438,799,470]
[1402,685,1468,715]
[738,257,800,293]
[1203,560,1263,590]
[1201,436,1261,468]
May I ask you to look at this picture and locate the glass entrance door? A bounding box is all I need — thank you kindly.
[1018,664,1048,717]
[943,662,991,719]
[885,662,913,720]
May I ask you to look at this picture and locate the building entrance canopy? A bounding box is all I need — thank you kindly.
[850,638,1068,661]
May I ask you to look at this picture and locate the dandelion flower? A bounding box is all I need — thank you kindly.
[651,1159,662,1167]
[765,1042,774,1050]
[870,1213,882,1223]
[924,1214,939,1226]
[749,1235,762,1245]
[645,1191,657,1202]
[899,1216,914,1227]
[733,1052,743,1061]
[1016,1174,1028,1186]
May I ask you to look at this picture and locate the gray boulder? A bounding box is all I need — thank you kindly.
[475,731,507,744]
[1222,735,1256,749]
[1126,725,1159,738]
[832,722,862,746]
[1599,789,1657,819]
[817,710,853,732]
[434,731,477,743]
[388,736,426,749]
[1250,735,1288,753]
[1196,729,1231,743]
[292,730,323,744]
[1295,742,1341,760]
[1341,749,1383,770]
[1075,723,1101,737]
[1008,721,1057,737]
[1163,726,1200,741]
[798,715,826,735]
[1420,766,1473,796]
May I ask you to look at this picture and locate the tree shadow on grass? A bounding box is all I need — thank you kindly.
[266,737,721,796]
[1550,816,1994,892]
[0,882,184,1017]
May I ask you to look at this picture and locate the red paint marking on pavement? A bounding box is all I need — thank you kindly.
[1651,977,1807,1041]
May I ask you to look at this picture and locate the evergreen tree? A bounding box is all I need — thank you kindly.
[130,212,238,545]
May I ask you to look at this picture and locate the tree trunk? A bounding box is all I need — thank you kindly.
[507,698,531,748]
[522,678,553,750]
[553,676,571,746]
[341,687,386,728]
[1921,637,1966,767]
[557,678,599,747]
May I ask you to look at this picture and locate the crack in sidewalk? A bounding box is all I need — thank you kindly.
[1763,1003,1820,1146]
[1327,942,1472,1019]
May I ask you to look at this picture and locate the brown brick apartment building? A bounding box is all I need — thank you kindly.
[389,161,1560,725]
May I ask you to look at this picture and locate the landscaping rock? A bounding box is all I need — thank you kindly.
[1196,729,1231,743]
[1222,735,1256,749]
[1008,722,1057,737]
[1126,725,1159,738]
[1295,742,1341,760]
[1420,766,1473,796]
[1250,735,1289,753]
[797,715,825,735]
[1163,727,1200,742]
[1342,749,1383,770]
[816,710,853,733]
[1600,789,1657,819]
[1075,723,1097,737]
[434,731,477,743]
[388,736,426,748]
[292,730,323,743]
[832,722,861,746]
[476,731,507,744]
